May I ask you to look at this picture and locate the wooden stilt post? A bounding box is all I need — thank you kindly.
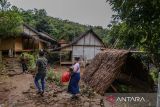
[60,51,62,72]
[27,37,29,49]
[0,39,2,63]
[0,51,2,63]
[60,51,61,66]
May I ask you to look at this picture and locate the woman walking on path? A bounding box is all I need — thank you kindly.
[68,57,81,99]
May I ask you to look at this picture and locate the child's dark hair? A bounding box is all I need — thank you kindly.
[39,50,44,57]
[69,67,73,72]
[74,57,80,61]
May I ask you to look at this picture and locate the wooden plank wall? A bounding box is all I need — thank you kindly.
[0,38,15,51]
[72,33,104,61]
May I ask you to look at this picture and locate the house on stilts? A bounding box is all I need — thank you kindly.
[0,24,58,57]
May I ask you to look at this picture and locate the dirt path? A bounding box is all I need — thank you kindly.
[0,58,154,107]
[9,74,35,107]
[0,73,108,107]
[0,61,112,107]
[0,74,36,107]
[0,58,111,107]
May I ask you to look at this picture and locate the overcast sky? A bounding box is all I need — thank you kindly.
[9,0,114,28]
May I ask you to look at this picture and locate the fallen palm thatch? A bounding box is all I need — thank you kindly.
[82,49,153,95]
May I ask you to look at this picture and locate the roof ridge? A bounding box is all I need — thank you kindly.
[23,23,57,42]
[23,23,39,34]
[39,31,57,41]
[71,29,105,46]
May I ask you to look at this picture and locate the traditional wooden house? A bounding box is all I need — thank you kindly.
[0,24,57,57]
[53,29,106,65]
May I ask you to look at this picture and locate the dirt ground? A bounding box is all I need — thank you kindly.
[0,66,112,107]
[0,65,147,107]
[0,56,155,107]
[0,74,35,107]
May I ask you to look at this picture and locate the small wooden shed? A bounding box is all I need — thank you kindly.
[53,29,106,65]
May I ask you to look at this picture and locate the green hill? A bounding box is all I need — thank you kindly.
[16,8,109,43]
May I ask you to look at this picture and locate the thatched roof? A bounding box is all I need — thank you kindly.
[82,49,153,95]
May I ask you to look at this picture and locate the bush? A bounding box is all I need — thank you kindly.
[46,68,62,86]
[46,68,54,81]
[54,71,62,86]
[20,52,36,69]
[150,67,158,84]
[46,52,60,65]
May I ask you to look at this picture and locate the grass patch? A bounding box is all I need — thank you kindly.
[46,68,62,87]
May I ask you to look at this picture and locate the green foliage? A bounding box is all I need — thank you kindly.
[36,18,53,33]
[107,23,143,49]
[0,10,23,38]
[107,0,160,67]
[107,0,160,47]
[46,68,62,86]
[54,72,62,86]
[16,7,108,42]
[0,0,23,38]
[150,67,158,84]
[0,0,10,11]
[46,68,54,81]
[46,52,60,65]
[118,85,128,92]
[20,53,36,69]
[1,0,109,43]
